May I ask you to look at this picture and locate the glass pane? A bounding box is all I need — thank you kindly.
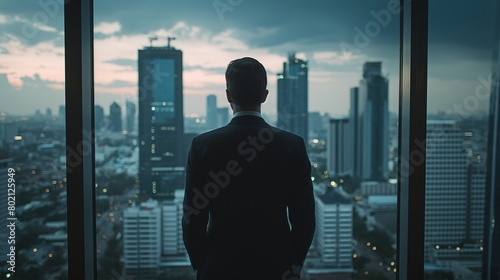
[425,2,499,279]
[94,1,400,279]
[0,2,68,279]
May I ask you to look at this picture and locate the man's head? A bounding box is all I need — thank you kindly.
[225,57,268,110]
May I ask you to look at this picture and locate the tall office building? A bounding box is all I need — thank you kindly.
[349,87,360,178]
[138,43,185,199]
[277,52,308,141]
[424,120,485,262]
[483,8,500,276]
[358,62,389,180]
[123,200,162,279]
[94,105,104,130]
[46,108,52,119]
[126,100,136,136]
[315,188,353,269]
[206,94,217,130]
[109,102,122,133]
[327,118,351,176]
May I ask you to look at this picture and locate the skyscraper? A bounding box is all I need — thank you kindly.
[126,100,136,136]
[349,87,360,178]
[277,52,308,141]
[109,102,122,133]
[206,94,217,131]
[327,118,351,176]
[424,120,486,262]
[358,62,389,180]
[138,43,184,199]
[483,10,500,276]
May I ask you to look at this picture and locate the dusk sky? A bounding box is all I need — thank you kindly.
[0,0,497,118]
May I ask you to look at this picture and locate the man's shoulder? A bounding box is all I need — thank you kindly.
[193,124,304,143]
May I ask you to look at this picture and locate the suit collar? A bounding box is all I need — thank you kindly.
[228,115,268,126]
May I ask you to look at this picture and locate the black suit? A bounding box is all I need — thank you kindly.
[182,115,315,280]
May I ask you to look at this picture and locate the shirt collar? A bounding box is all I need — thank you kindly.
[233,111,263,118]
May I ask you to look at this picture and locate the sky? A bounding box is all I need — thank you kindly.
[0,0,498,118]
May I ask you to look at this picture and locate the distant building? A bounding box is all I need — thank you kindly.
[277,52,308,141]
[124,192,190,278]
[217,107,229,127]
[360,181,397,196]
[349,87,360,177]
[206,94,217,130]
[46,108,52,119]
[126,100,136,136]
[425,120,485,263]
[161,190,185,256]
[58,105,65,125]
[94,105,104,130]
[357,62,389,180]
[315,188,353,269]
[327,118,351,176]
[109,102,122,133]
[138,43,185,199]
[309,112,325,139]
[123,200,161,279]
[483,23,500,277]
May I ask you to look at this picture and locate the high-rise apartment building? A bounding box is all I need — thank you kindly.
[161,190,185,256]
[315,188,353,268]
[277,52,308,141]
[123,200,162,279]
[138,44,185,199]
[357,62,389,180]
[124,191,188,278]
[109,102,122,133]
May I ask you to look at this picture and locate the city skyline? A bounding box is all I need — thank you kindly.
[0,1,496,118]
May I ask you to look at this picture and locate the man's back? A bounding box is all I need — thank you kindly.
[183,115,315,280]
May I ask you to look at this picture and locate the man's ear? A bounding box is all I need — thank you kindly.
[261,89,269,103]
[226,89,233,103]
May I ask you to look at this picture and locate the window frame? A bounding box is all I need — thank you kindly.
[63,0,429,279]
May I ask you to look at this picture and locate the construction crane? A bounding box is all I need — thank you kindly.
[148,35,176,48]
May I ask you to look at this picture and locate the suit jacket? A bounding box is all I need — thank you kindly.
[182,115,315,280]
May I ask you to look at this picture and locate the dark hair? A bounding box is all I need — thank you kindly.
[225,57,267,107]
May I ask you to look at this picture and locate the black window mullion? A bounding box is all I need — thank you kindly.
[397,0,428,279]
[64,0,96,279]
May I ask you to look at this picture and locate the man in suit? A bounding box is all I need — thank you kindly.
[182,57,315,280]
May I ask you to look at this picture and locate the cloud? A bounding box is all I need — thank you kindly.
[0,33,63,87]
[312,51,366,66]
[94,21,122,35]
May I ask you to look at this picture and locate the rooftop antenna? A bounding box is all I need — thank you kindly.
[149,36,158,47]
[167,37,176,48]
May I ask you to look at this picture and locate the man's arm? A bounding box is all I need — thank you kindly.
[182,139,209,271]
[288,139,316,267]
